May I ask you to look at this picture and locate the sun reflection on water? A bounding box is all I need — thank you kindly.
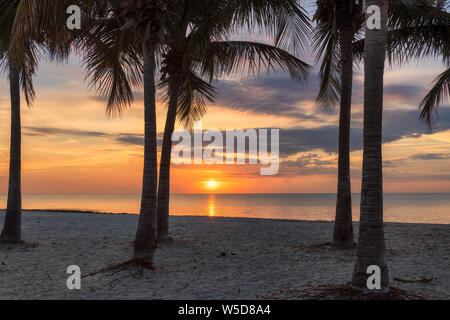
[208,194,216,217]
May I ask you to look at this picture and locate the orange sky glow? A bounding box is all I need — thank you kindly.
[0,55,449,194]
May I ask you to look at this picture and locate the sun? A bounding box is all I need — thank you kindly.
[205,179,218,190]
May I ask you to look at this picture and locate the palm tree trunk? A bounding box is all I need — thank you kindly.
[133,42,158,267]
[1,64,22,243]
[352,0,389,291]
[157,81,179,241]
[333,0,355,249]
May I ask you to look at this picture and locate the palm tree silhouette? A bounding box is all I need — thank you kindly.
[156,0,311,241]
[313,0,364,249]
[352,0,390,290]
[114,0,168,268]
[313,0,448,249]
[0,0,71,243]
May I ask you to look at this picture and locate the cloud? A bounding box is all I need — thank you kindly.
[410,153,450,160]
[213,72,322,121]
[278,107,450,156]
[23,126,165,149]
[384,84,425,98]
[24,127,110,138]
[278,154,337,176]
[115,134,145,146]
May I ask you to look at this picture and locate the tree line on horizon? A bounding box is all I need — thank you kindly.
[0,0,448,296]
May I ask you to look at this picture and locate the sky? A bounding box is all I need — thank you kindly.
[0,45,449,194]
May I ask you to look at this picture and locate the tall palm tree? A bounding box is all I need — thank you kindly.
[313,0,364,249]
[6,0,156,263]
[0,0,48,243]
[0,0,103,243]
[11,0,151,261]
[115,0,168,267]
[352,0,390,290]
[155,0,311,241]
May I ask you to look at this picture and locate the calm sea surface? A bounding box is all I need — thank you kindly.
[1,193,449,224]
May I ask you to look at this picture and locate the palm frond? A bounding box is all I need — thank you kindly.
[177,73,217,127]
[0,0,51,105]
[201,40,310,83]
[271,5,311,56]
[312,22,341,110]
[420,68,450,129]
[76,8,143,116]
[159,71,217,128]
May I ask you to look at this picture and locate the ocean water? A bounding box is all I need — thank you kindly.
[1,193,449,224]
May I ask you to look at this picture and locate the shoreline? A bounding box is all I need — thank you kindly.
[1,209,449,226]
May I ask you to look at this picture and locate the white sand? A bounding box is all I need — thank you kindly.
[0,211,448,300]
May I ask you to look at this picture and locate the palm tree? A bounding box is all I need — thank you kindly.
[0,0,49,243]
[115,0,168,267]
[313,0,364,249]
[155,0,311,241]
[314,0,448,249]
[352,0,390,290]
[0,0,105,243]
[9,0,153,263]
[4,0,153,263]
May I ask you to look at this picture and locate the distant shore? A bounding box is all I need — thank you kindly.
[0,211,448,299]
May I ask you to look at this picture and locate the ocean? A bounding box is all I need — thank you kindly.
[1,193,449,224]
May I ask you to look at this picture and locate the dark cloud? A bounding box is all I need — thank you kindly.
[211,70,440,126]
[278,108,450,156]
[383,160,403,168]
[213,72,323,121]
[385,173,450,182]
[24,127,110,138]
[384,84,425,98]
[23,126,165,149]
[115,134,145,146]
[410,153,450,160]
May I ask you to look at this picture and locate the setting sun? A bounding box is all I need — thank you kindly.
[206,179,218,190]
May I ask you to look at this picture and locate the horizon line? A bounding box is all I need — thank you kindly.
[1,192,449,195]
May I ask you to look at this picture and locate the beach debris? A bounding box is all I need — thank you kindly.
[394,277,435,284]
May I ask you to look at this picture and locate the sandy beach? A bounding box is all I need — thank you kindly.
[0,211,448,300]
